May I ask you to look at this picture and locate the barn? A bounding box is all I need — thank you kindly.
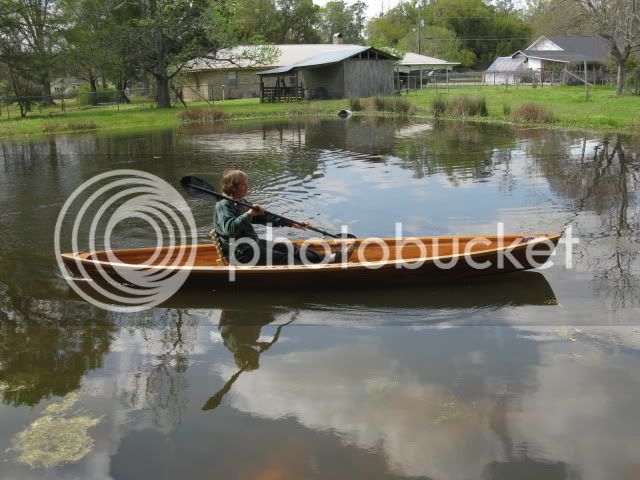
[257,46,398,101]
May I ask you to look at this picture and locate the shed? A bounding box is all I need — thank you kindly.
[395,52,459,90]
[484,57,527,85]
[257,46,398,101]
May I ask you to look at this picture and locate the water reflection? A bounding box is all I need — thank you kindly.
[2,119,640,478]
[203,310,295,411]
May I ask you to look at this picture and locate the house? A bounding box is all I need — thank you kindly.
[184,37,456,101]
[485,35,612,85]
[184,43,373,101]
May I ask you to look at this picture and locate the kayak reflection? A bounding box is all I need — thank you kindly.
[202,310,295,411]
[162,271,556,313]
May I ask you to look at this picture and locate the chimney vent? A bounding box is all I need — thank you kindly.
[332,33,344,45]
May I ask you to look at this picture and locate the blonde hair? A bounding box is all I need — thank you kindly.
[220,169,248,196]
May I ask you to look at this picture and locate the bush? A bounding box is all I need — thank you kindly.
[76,85,117,106]
[511,102,555,123]
[447,95,488,117]
[431,96,447,117]
[370,96,415,114]
[349,97,363,111]
[176,107,230,122]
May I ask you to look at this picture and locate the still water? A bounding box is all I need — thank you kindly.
[1,118,639,479]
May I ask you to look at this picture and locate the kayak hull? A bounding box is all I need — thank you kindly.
[61,234,562,289]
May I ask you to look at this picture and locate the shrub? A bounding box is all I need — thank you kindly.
[431,96,447,117]
[447,95,488,117]
[176,107,230,122]
[349,97,363,111]
[76,85,117,106]
[370,96,415,114]
[511,102,555,123]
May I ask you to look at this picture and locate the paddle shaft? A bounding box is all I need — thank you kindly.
[188,183,341,239]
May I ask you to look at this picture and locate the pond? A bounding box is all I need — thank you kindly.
[0,118,639,479]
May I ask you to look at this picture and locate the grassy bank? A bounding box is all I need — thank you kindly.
[0,86,638,139]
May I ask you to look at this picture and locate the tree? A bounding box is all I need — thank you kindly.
[276,0,321,43]
[573,0,640,95]
[231,0,280,43]
[318,1,367,44]
[0,0,68,105]
[366,0,530,69]
[524,0,592,38]
[63,0,112,103]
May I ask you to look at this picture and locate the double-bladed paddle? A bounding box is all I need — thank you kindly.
[180,175,354,239]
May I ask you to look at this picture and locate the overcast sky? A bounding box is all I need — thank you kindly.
[313,0,401,20]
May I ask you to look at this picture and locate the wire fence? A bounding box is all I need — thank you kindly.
[0,87,159,119]
[395,69,617,93]
[0,70,628,119]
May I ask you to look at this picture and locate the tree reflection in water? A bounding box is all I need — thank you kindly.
[0,288,114,407]
[529,133,640,312]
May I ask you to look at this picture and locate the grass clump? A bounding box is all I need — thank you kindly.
[511,102,555,123]
[177,107,230,123]
[447,95,488,117]
[430,95,488,117]
[502,103,511,116]
[370,96,415,114]
[431,96,447,117]
[349,97,364,111]
[42,120,97,132]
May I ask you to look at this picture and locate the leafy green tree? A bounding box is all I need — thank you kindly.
[318,0,367,44]
[0,0,68,105]
[366,3,413,48]
[573,0,640,95]
[368,0,531,68]
[275,0,321,43]
[231,0,280,43]
[399,25,476,66]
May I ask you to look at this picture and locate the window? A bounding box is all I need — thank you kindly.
[228,71,238,86]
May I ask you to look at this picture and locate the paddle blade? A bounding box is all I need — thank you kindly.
[181,176,220,202]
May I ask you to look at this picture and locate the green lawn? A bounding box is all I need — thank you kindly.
[0,85,638,139]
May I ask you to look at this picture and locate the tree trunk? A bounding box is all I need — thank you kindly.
[616,61,625,95]
[89,78,98,105]
[41,74,56,106]
[155,75,171,108]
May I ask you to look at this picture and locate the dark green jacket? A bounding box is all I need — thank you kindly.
[213,198,292,257]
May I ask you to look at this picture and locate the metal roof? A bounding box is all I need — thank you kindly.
[187,44,370,71]
[519,35,611,63]
[486,56,527,72]
[257,47,398,76]
[398,52,459,67]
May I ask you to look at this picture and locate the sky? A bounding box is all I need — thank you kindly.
[313,0,401,19]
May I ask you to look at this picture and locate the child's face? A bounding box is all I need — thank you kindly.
[234,177,249,198]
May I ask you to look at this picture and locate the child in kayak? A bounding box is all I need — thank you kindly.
[213,169,350,265]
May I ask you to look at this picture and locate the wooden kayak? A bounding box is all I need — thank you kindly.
[61,233,561,288]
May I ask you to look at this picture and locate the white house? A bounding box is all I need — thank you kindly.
[485,35,612,85]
